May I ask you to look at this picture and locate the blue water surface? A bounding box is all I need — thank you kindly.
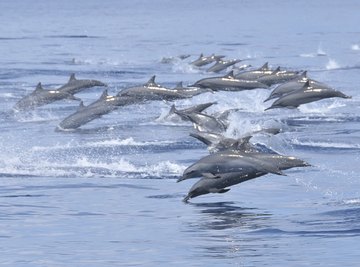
[1,0,360,266]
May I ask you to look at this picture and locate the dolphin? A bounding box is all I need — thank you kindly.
[234,62,273,80]
[256,67,301,86]
[263,72,331,102]
[118,76,192,101]
[179,149,309,182]
[174,111,228,133]
[57,73,107,95]
[206,59,242,73]
[13,82,80,111]
[57,90,140,130]
[190,127,281,152]
[192,71,269,91]
[171,82,213,97]
[191,53,226,67]
[190,131,257,153]
[164,102,217,121]
[265,85,351,110]
[183,171,267,202]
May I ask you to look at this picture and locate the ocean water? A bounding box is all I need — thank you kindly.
[1,0,360,266]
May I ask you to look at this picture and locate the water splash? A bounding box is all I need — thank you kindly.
[326,58,340,70]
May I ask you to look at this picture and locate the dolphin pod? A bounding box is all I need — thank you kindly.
[11,53,353,202]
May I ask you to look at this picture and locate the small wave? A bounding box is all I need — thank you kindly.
[31,138,175,152]
[299,53,316,58]
[298,99,347,114]
[326,58,341,70]
[317,43,327,56]
[343,199,360,205]
[291,139,360,150]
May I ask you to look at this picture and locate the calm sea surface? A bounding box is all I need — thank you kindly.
[1,0,360,266]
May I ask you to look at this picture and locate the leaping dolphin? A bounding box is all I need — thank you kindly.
[263,72,331,102]
[13,82,80,111]
[58,73,107,95]
[265,84,351,110]
[192,71,269,91]
[174,110,228,133]
[57,90,141,130]
[163,102,217,122]
[118,76,192,101]
[171,82,213,97]
[234,62,273,80]
[191,53,226,67]
[256,67,301,86]
[206,59,242,73]
[179,149,309,182]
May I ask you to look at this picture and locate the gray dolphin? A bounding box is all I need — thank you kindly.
[183,153,310,202]
[190,127,281,152]
[191,53,226,67]
[58,73,107,95]
[174,111,227,133]
[171,82,213,97]
[190,131,256,153]
[118,76,192,101]
[192,71,269,91]
[234,62,273,80]
[13,82,80,111]
[57,90,140,130]
[265,85,351,110]
[256,67,301,86]
[264,72,331,102]
[164,102,217,121]
[206,59,242,73]
[179,149,309,182]
[183,171,266,202]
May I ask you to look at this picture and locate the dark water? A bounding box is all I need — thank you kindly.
[1,0,360,266]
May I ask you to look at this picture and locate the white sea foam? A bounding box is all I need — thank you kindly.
[326,58,340,70]
[351,44,360,51]
[291,138,359,149]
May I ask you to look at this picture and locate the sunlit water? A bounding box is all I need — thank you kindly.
[1,0,360,266]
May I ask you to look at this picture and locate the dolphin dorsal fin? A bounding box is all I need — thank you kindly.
[224,70,234,78]
[169,104,177,114]
[303,80,311,88]
[259,62,269,70]
[100,89,108,100]
[198,53,203,59]
[271,66,281,75]
[69,73,76,82]
[35,82,44,92]
[146,75,156,86]
[301,71,307,78]
[78,101,85,111]
[175,81,183,88]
